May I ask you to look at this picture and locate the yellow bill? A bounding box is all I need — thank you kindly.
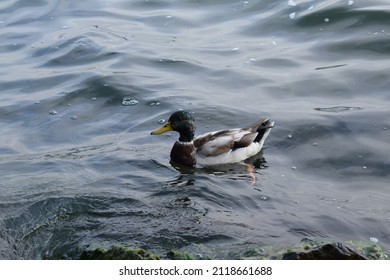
[151,122,173,135]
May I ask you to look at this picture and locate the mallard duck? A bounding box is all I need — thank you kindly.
[151,111,274,166]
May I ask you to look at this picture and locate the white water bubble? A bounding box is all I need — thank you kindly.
[166,15,173,19]
[246,58,257,64]
[324,18,330,23]
[34,101,40,104]
[288,0,297,6]
[291,166,297,170]
[289,12,296,19]
[232,47,240,51]
[49,110,58,115]
[61,25,69,29]
[287,134,293,139]
[312,142,318,146]
[158,119,166,124]
[370,237,379,243]
[362,166,367,170]
[70,115,77,120]
[91,97,97,101]
[260,196,268,201]
[348,1,354,6]
[122,97,139,106]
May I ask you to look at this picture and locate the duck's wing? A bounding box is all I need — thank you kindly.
[194,128,258,157]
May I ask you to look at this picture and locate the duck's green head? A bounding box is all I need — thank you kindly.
[151,111,195,142]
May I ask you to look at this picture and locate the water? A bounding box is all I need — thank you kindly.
[1,0,389,259]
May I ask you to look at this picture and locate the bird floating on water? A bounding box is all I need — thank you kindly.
[151,111,274,167]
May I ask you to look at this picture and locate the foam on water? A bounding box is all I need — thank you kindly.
[122,97,139,106]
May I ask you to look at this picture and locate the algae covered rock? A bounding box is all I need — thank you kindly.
[281,242,366,260]
[166,249,195,260]
[77,238,388,260]
[345,240,388,260]
[80,246,160,260]
[274,238,388,260]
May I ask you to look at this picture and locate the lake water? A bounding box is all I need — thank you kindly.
[0,0,389,259]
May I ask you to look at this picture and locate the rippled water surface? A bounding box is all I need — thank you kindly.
[1,0,389,259]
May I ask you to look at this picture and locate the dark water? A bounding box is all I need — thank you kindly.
[1,0,389,259]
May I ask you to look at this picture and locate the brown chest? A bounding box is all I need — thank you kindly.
[170,142,196,166]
